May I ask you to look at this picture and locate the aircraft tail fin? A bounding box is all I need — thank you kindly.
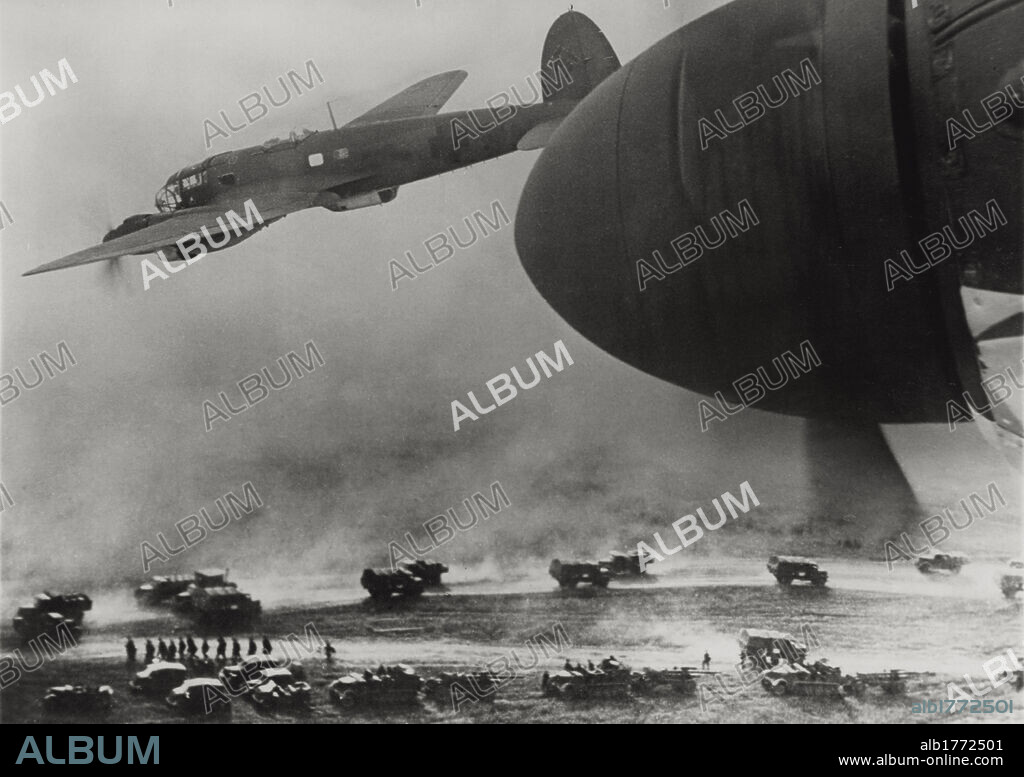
[540,11,620,104]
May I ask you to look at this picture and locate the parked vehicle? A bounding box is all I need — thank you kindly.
[548,559,611,588]
[767,556,828,586]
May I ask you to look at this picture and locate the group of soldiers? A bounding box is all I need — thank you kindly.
[124,635,338,664]
[124,635,275,664]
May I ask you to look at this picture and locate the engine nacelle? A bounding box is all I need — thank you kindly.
[103,213,174,243]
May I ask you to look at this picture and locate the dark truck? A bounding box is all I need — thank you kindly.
[134,574,195,607]
[915,551,968,574]
[170,570,259,623]
[175,586,261,624]
[398,559,448,586]
[1000,559,1023,598]
[738,628,809,671]
[12,609,81,642]
[361,568,425,600]
[600,550,645,577]
[12,591,91,641]
[767,556,828,586]
[549,559,611,589]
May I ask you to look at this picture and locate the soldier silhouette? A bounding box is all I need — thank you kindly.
[201,638,210,658]
[186,635,197,657]
[157,639,167,661]
[262,635,272,655]
[125,638,137,664]
[144,639,155,664]
[216,636,227,661]
[231,638,242,661]
[324,640,336,662]
[178,637,186,656]
[587,660,595,671]
[563,660,573,671]
[248,637,257,656]
[702,651,711,671]
[167,641,177,661]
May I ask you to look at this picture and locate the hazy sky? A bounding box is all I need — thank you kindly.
[0,0,1017,587]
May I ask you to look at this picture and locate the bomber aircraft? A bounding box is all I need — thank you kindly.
[23,11,620,281]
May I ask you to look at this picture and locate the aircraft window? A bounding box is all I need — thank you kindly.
[219,173,237,185]
[155,183,182,213]
[333,148,350,160]
[181,171,206,190]
[308,153,324,167]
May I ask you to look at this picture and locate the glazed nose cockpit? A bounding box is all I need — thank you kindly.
[155,167,209,212]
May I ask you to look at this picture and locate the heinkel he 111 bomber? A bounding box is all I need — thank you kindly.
[22,11,622,284]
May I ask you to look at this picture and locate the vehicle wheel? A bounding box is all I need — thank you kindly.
[777,576,792,586]
[812,577,826,587]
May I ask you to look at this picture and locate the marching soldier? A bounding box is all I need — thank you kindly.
[167,641,177,661]
[157,639,168,661]
[144,639,155,664]
[231,638,242,662]
[324,639,336,661]
[186,635,198,658]
[201,638,210,658]
[262,635,272,655]
[216,636,227,661]
[178,637,187,656]
[248,636,258,656]
[125,638,137,664]
[702,651,711,671]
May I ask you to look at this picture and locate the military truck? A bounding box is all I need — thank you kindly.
[328,664,423,709]
[175,586,261,623]
[548,559,611,589]
[399,559,449,586]
[541,657,640,699]
[361,568,425,600]
[915,550,969,574]
[134,574,195,607]
[42,685,113,714]
[12,609,81,642]
[1000,560,1023,598]
[13,592,92,638]
[767,556,828,586]
[761,661,860,698]
[738,628,809,670]
[424,671,500,705]
[601,550,645,577]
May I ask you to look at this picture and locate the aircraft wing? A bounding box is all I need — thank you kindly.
[342,70,468,127]
[23,190,317,277]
